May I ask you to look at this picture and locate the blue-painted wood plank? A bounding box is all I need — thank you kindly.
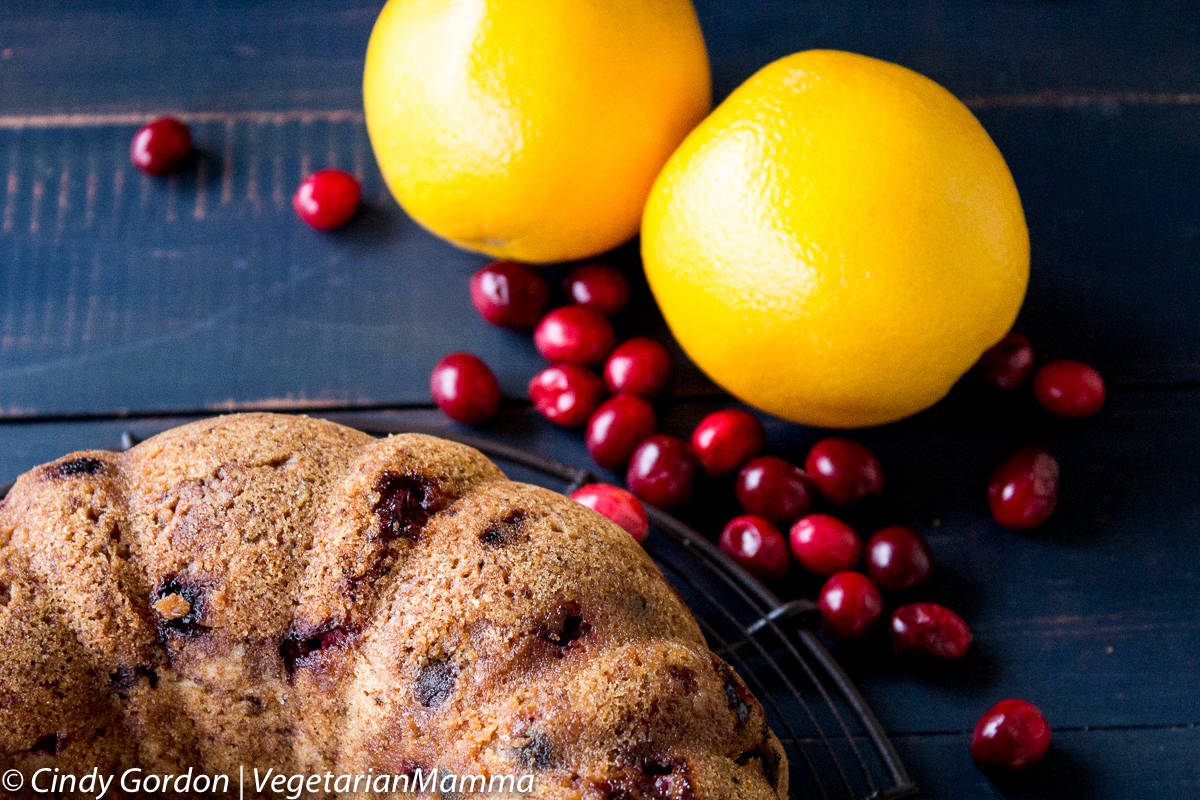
[0,101,1197,415]
[895,726,1200,800]
[1,1,1197,114]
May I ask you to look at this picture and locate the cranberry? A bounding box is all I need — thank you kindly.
[130,117,192,176]
[865,526,933,591]
[563,263,631,316]
[720,515,789,581]
[735,456,814,524]
[528,365,604,427]
[571,483,649,543]
[988,446,1059,529]
[976,332,1036,390]
[534,306,615,366]
[470,261,550,330]
[429,353,501,425]
[971,699,1052,772]
[1033,360,1106,418]
[691,409,765,475]
[586,395,657,470]
[804,438,884,507]
[603,338,671,397]
[817,572,882,639]
[625,435,697,509]
[891,602,972,659]
[788,514,862,576]
[292,169,361,230]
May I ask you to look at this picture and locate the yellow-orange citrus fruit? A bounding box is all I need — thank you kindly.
[643,50,1029,427]
[363,0,711,263]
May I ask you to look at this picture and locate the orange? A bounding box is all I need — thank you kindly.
[642,50,1029,428]
[363,0,711,263]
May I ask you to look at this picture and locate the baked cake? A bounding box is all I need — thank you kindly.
[0,413,787,798]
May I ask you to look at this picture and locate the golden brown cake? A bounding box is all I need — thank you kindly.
[0,413,786,799]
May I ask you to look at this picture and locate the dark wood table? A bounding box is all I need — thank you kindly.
[2,2,1197,797]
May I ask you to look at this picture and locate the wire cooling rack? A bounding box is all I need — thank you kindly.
[2,420,918,800]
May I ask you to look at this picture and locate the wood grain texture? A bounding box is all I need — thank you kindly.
[0,103,1197,415]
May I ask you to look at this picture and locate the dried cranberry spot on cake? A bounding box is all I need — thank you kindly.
[46,457,109,479]
[30,732,68,756]
[537,600,592,652]
[479,510,526,547]
[372,472,440,542]
[667,664,699,694]
[714,656,753,726]
[151,575,210,639]
[108,666,158,696]
[599,757,696,800]
[513,732,554,769]
[736,739,782,787]
[279,622,356,677]
[416,658,458,707]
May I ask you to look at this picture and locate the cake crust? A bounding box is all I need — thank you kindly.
[0,413,787,799]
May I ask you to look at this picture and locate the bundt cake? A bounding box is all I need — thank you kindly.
[0,413,787,799]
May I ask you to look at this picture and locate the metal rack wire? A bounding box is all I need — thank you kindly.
[4,421,918,800]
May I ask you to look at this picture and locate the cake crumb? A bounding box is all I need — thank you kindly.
[153,593,191,620]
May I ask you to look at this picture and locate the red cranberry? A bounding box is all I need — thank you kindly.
[571,483,649,543]
[788,514,862,576]
[293,169,361,230]
[1033,360,1106,418]
[625,435,697,509]
[971,699,1052,772]
[804,438,884,507]
[735,456,814,524]
[429,353,500,425]
[891,602,972,659]
[603,338,671,397]
[130,117,192,176]
[691,409,765,475]
[976,332,1036,390]
[586,395,656,470]
[817,572,882,639]
[534,306,615,366]
[528,365,604,427]
[563,263,630,316]
[988,446,1059,529]
[720,515,789,581]
[470,261,550,330]
[865,526,933,591]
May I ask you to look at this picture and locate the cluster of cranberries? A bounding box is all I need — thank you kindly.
[131,117,362,231]
[976,332,1105,532]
